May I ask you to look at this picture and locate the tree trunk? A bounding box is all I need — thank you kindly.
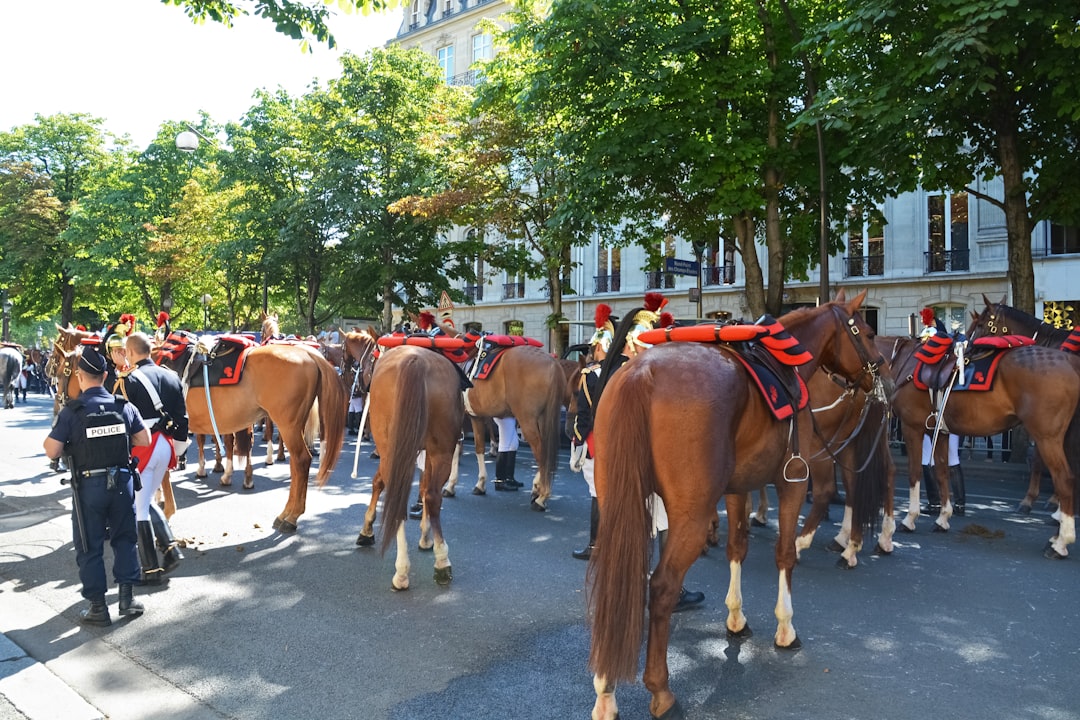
[736,213,766,319]
[998,127,1035,316]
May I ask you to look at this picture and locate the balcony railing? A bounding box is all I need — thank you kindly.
[540,278,573,297]
[924,249,970,273]
[463,284,483,302]
[449,69,480,87]
[842,255,885,278]
[645,271,675,290]
[502,282,525,300]
[594,274,621,293]
[704,264,736,286]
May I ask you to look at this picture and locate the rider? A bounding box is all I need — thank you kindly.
[569,303,618,560]
[115,331,190,584]
[917,307,965,517]
[43,345,150,625]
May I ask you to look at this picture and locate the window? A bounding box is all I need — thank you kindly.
[437,45,454,83]
[595,245,621,293]
[443,0,453,14]
[844,206,885,277]
[925,191,969,272]
[472,33,492,63]
[1049,222,1080,256]
[409,0,420,27]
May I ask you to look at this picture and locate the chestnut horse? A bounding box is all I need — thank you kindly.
[968,295,1075,513]
[354,344,464,589]
[587,292,885,720]
[882,331,1080,547]
[159,331,347,533]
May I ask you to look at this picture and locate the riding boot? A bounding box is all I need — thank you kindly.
[572,497,599,560]
[922,465,941,515]
[79,596,111,627]
[656,530,705,612]
[137,520,163,585]
[494,451,522,492]
[950,464,966,516]
[118,584,144,617]
[149,504,183,574]
[347,412,359,436]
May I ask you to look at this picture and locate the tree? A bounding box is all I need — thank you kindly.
[162,0,401,50]
[810,0,1080,314]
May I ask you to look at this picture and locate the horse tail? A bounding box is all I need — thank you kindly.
[587,371,654,685]
[540,362,564,488]
[850,399,889,540]
[314,354,348,486]
[379,355,428,555]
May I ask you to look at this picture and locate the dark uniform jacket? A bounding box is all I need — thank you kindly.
[116,359,189,441]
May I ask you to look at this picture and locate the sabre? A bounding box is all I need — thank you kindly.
[350,392,373,479]
[202,364,226,459]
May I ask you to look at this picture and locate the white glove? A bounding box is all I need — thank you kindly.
[173,438,191,458]
[569,442,587,472]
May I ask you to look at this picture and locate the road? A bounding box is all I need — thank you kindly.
[2,392,1079,720]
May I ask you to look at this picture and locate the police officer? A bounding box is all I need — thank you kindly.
[116,331,189,584]
[43,346,150,626]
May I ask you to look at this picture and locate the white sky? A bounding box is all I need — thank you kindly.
[0,0,402,149]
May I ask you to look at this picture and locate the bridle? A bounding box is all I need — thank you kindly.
[51,344,81,408]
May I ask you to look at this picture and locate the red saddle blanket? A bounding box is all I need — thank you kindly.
[1060,329,1080,354]
[471,336,545,381]
[189,334,258,387]
[635,316,811,420]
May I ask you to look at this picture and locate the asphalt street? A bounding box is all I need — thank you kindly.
[2,391,1080,720]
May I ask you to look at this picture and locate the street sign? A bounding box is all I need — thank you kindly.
[665,257,699,276]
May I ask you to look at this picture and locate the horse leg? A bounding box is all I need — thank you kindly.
[795,463,835,559]
[272,424,313,534]
[195,434,210,479]
[1037,442,1076,558]
[441,441,462,498]
[591,675,619,720]
[1018,448,1044,514]
[750,486,769,527]
[391,521,411,591]
[898,423,924,532]
[356,469,383,546]
[471,417,488,494]
[773,482,804,649]
[723,494,751,638]
[875,451,897,555]
[426,453,454,586]
[236,427,255,490]
[220,434,236,487]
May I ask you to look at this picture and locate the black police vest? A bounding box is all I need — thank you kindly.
[66,397,132,473]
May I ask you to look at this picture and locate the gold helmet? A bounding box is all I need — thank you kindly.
[589,304,616,353]
[626,292,672,352]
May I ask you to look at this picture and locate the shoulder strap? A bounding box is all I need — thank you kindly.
[127,367,163,412]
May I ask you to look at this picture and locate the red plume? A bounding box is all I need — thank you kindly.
[418,311,436,330]
[118,313,137,333]
[644,292,668,313]
[156,311,170,327]
[919,308,936,326]
[76,324,87,331]
[594,303,612,329]
[659,311,674,328]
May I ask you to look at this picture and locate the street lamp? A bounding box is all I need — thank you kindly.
[176,125,214,154]
[691,240,707,321]
[1,290,11,343]
[201,294,212,332]
[36,326,43,349]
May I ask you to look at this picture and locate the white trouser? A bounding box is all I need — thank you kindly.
[649,493,668,537]
[494,416,519,452]
[922,433,960,466]
[134,434,172,522]
[581,456,596,497]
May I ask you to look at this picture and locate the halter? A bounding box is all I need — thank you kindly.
[51,344,81,408]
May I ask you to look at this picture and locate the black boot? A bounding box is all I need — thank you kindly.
[80,596,111,627]
[922,465,941,515]
[657,530,705,612]
[494,451,522,492]
[950,464,966,516]
[409,495,424,519]
[149,504,183,574]
[573,497,599,560]
[118,584,144,617]
[137,520,163,585]
[347,412,359,436]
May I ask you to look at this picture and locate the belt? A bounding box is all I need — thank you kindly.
[79,468,114,478]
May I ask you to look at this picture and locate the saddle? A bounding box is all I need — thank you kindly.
[375,333,474,390]
[469,335,544,381]
[913,335,1033,392]
[635,316,811,421]
[187,334,258,387]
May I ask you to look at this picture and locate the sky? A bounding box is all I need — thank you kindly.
[0,0,402,149]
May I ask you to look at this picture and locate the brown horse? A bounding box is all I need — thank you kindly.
[882,331,1080,549]
[159,331,348,533]
[586,292,885,720]
[968,295,1074,513]
[354,344,464,589]
[445,344,565,511]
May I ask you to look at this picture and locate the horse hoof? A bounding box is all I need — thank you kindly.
[835,557,856,570]
[272,517,281,530]
[652,700,686,720]
[873,542,892,556]
[1043,546,1068,560]
[775,635,802,651]
[276,519,297,534]
[472,486,486,496]
[391,582,409,592]
[726,624,752,640]
[434,566,453,586]
[932,524,948,534]
[442,488,455,498]
[530,500,547,513]
[826,539,845,553]
[243,481,254,490]
[196,472,208,479]
[219,479,231,487]
[355,533,375,547]
[750,517,767,528]
[418,543,433,553]
[1016,504,1032,515]
[897,522,915,534]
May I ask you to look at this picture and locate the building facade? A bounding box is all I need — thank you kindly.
[391,2,1080,347]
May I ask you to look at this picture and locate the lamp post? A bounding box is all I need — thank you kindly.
[692,240,707,321]
[201,294,212,332]
[36,326,43,350]
[1,290,11,343]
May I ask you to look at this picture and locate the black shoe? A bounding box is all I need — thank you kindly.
[954,505,966,517]
[494,478,523,492]
[160,545,183,574]
[409,502,423,519]
[118,585,144,617]
[923,504,941,516]
[572,545,593,561]
[79,598,112,627]
[673,588,704,613]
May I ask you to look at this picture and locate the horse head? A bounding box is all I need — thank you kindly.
[343,330,378,392]
[813,290,887,395]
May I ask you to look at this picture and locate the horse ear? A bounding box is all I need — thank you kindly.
[998,294,1007,305]
[845,289,868,313]
[982,293,993,308]
[834,288,846,303]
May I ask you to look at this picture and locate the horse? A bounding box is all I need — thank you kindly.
[158,330,348,533]
[444,343,565,511]
[354,344,464,589]
[882,330,1080,549]
[0,346,23,409]
[586,291,886,720]
[968,295,1075,513]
